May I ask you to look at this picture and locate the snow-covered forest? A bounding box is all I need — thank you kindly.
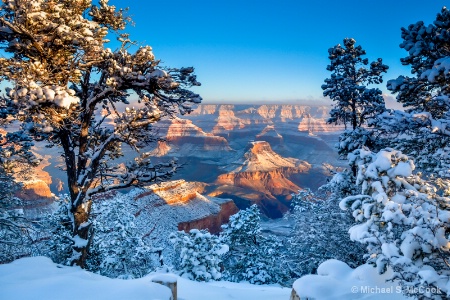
[1,1,450,300]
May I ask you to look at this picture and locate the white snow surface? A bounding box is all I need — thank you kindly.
[293,260,407,300]
[0,257,171,300]
[0,257,291,300]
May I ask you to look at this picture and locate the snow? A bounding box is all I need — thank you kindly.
[0,257,172,300]
[293,260,407,300]
[389,161,413,177]
[0,257,291,300]
[151,274,177,284]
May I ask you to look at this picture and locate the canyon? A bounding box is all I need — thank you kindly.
[149,104,343,219]
[12,103,342,227]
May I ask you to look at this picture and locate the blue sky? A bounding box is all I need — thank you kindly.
[111,0,448,104]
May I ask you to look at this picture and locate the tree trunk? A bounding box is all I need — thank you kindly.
[351,98,357,131]
[71,200,92,268]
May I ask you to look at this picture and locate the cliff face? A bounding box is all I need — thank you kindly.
[15,180,53,201]
[226,141,311,173]
[255,125,283,145]
[187,104,343,133]
[211,141,311,218]
[212,105,249,133]
[216,167,302,198]
[177,200,238,234]
[135,180,238,233]
[149,118,232,158]
[136,180,205,204]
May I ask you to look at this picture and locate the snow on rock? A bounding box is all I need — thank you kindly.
[293,260,407,300]
[226,141,310,173]
[0,257,172,300]
[151,274,178,284]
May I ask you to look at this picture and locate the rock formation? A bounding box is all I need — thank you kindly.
[149,118,232,158]
[212,141,311,218]
[135,180,238,234]
[256,125,283,145]
[15,180,53,201]
[186,104,343,134]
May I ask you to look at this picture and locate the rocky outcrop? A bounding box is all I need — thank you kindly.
[149,140,172,156]
[15,180,53,201]
[135,180,238,233]
[212,105,249,133]
[136,180,205,204]
[11,153,55,202]
[149,118,232,158]
[216,168,301,198]
[177,200,238,234]
[297,114,345,132]
[225,141,310,173]
[212,142,310,218]
[185,104,342,134]
[256,125,283,145]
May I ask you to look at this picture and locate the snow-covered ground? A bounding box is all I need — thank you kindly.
[0,257,291,300]
[293,260,407,300]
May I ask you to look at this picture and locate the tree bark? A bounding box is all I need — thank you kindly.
[71,200,92,268]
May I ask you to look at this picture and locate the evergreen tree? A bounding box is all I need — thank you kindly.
[322,38,388,158]
[0,0,201,267]
[0,134,36,263]
[220,205,289,284]
[0,170,34,263]
[87,194,157,279]
[287,189,365,277]
[379,7,450,178]
[37,195,73,264]
[341,147,450,299]
[169,229,228,282]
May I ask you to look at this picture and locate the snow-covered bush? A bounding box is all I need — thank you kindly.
[0,135,38,263]
[336,127,384,159]
[37,195,73,265]
[170,229,228,282]
[377,7,450,178]
[87,194,158,279]
[319,168,359,201]
[287,189,364,277]
[341,148,450,299]
[0,198,34,263]
[220,205,289,285]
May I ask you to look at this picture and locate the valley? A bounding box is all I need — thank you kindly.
[24,103,343,220]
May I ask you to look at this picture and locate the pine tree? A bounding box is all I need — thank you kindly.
[37,195,73,264]
[0,169,34,263]
[287,189,365,277]
[87,194,157,279]
[220,205,289,284]
[0,134,35,263]
[169,229,228,282]
[341,148,450,299]
[0,0,201,267]
[379,7,450,178]
[322,38,388,158]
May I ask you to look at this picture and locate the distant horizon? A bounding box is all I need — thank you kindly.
[199,98,331,106]
[192,94,403,110]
